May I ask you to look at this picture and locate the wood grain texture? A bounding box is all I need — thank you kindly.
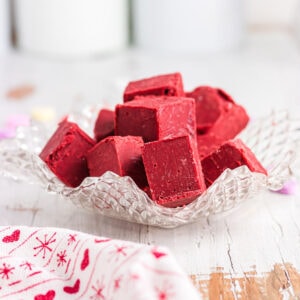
[191,263,300,299]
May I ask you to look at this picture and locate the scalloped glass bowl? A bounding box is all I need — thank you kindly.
[0,110,299,228]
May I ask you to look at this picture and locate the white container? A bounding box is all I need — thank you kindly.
[0,0,10,54]
[132,0,244,54]
[14,0,128,58]
[246,0,298,28]
[295,1,300,43]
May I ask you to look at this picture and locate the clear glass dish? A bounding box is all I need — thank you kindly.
[0,109,299,228]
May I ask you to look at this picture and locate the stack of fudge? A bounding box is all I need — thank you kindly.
[39,73,267,208]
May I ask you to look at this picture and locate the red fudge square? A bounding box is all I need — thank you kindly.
[210,104,249,139]
[115,96,196,143]
[123,73,184,102]
[39,120,96,187]
[186,86,249,158]
[196,134,223,159]
[186,86,222,134]
[94,109,115,142]
[186,86,249,138]
[201,139,267,187]
[198,104,249,158]
[87,136,148,189]
[142,135,206,207]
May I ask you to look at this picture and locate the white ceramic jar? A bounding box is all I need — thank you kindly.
[0,0,10,54]
[132,0,244,54]
[295,1,300,44]
[14,0,128,58]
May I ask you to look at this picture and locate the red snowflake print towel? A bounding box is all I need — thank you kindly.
[0,226,200,299]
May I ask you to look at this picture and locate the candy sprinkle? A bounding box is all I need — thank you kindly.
[31,107,56,122]
[6,84,35,100]
[0,114,31,140]
[6,114,30,128]
[0,127,16,139]
[275,178,299,195]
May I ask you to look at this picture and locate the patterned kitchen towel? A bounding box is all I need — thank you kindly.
[0,226,200,299]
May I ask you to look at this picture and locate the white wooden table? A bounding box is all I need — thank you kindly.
[1,32,300,299]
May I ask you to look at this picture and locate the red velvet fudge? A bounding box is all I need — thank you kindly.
[186,86,249,158]
[142,135,206,207]
[201,139,267,187]
[196,134,223,159]
[210,104,249,140]
[115,96,196,143]
[123,73,185,102]
[186,86,221,134]
[87,136,148,189]
[186,86,249,134]
[94,109,115,142]
[39,120,96,187]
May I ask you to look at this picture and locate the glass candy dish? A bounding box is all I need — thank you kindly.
[0,110,299,228]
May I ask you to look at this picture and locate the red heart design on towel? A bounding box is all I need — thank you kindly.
[63,279,80,294]
[2,229,20,243]
[80,248,89,271]
[151,249,166,259]
[34,290,56,300]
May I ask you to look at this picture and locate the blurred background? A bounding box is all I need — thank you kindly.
[0,0,300,123]
[2,0,299,55]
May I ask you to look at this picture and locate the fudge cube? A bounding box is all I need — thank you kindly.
[94,109,115,142]
[39,120,96,187]
[123,72,184,102]
[186,86,249,158]
[186,86,221,134]
[186,86,249,135]
[142,135,206,207]
[197,104,249,158]
[210,104,249,140]
[115,96,196,143]
[197,134,223,159]
[87,136,148,189]
[201,139,268,187]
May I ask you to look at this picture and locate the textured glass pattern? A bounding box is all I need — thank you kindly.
[0,110,299,228]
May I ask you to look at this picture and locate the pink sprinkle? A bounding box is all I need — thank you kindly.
[0,114,30,140]
[275,178,299,195]
[0,127,16,139]
[5,114,30,128]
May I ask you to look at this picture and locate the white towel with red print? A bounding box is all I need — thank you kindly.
[0,226,200,299]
